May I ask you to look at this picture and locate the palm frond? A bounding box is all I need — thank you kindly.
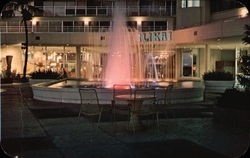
[242,24,250,45]
[1,10,15,19]
[17,0,32,6]
[21,9,32,21]
[237,0,250,12]
[27,5,43,14]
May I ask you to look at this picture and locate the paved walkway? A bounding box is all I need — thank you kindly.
[1,83,249,158]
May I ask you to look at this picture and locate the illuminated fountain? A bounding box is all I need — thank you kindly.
[145,53,159,81]
[31,2,204,104]
[104,2,133,87]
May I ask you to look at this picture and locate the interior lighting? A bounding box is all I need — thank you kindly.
[32,18,39,26]
[82,17,92,26]
[239,8,248,18]
[133,17,144,26]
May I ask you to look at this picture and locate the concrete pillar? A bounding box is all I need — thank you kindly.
[205,44,210,72]
[235,47,240,88]
[76,46,81,78]
[62,46,66,69]
[175,49,181,80]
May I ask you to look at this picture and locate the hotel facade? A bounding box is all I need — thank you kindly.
[1,0,249,81]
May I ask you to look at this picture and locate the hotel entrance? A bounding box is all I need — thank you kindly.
[181,48,200,78]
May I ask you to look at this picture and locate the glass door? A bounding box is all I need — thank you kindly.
[182,50,199,77]
[182,52,193,76]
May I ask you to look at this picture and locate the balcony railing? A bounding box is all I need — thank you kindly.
[0,26,168,33]
[13,6,175,17]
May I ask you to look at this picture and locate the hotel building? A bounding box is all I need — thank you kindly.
[1,0,249,81]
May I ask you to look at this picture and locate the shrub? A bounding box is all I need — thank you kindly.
[237,55,250,91]
[30,69,66,79]
[1,70,20,83]
[203,71,234,81]
[217,88,250,110]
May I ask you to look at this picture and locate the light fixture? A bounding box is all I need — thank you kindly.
[32,18,39,26]
[239,8,248,18]
[82,17,92,26]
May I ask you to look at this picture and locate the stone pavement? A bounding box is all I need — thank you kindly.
[1,83,250,158]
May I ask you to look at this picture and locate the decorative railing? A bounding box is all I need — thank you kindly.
[0,26,168,33]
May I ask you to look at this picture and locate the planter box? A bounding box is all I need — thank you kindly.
[29,79,57,85]
[1,78,13,84]
[204,80,234,92]
[214,106,250,128]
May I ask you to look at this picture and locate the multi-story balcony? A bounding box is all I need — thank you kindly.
[4,6,176,17]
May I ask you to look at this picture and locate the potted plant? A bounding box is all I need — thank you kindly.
[29,69,67,85]
[1,70,13,84]
[203,71,234,91]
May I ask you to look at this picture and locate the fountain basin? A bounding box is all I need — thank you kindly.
[32,79,204,104]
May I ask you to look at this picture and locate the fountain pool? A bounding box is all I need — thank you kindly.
[32,79,204,104]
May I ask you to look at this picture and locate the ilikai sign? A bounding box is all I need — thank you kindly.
[139,31,173,42]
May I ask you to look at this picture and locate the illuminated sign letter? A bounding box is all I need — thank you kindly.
[143,33,152,42]
[168,32,172,40]
[153,32,160,41]
[140,33,146,42]
[161,32,167,41]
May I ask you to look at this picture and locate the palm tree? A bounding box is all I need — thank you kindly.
[242,24,250,44]
[1,0,43,82]
[236,0,250,11]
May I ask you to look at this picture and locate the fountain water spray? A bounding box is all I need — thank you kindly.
[104,2,133,88]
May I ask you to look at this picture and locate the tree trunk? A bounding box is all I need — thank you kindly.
[22,19,29,80]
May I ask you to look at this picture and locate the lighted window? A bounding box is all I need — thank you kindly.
[181,0,187,8]
[181,0,200,8]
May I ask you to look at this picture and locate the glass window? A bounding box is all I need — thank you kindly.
[182,49,199,77]
[140,0,153,6]
[54,1,65,6]
[172,1,176,15]
[142,21,154,32]
[181,0,200,8]
[66,1,75,6]
[49,21,62,32]
[155,21,167,31]
[43,1,54,16]
[66,9,75,15]
[54,1,65,16]
[74,21,84,32]
[182,52,192,76]
[63,21,74,32]
[89,21,100,32]
[127,21,137,29]
[181,0,187,8]
[36,21,49,32]
[44,1,53,6]
[77,0,85,6]
[7,21,19,32]
[87,0,101,6]
[100,21,110,31]
[24,46,77,78]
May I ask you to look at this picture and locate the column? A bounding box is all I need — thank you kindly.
[175,49,181,81]
[235,47,240,87]
[62,46,66,69]
[76,46,81,78]
[205,44,210,72]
